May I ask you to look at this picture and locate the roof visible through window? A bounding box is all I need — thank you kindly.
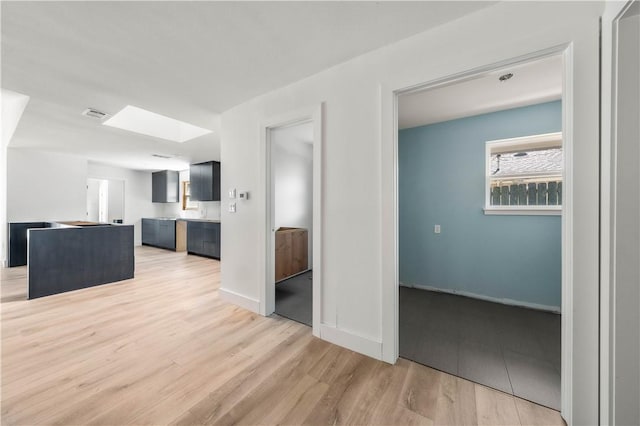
[491,147,562,178]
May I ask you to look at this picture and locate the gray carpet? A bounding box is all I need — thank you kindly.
[399,286,561,410]
[275,271,312,326]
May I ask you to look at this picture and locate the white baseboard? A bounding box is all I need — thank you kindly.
[319,323,382,361]
[399,282,561,313]
[219,287,260,313]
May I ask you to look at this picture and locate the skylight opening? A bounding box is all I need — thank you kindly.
[103,105,212,143]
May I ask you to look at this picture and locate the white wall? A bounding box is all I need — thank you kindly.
[1,91,30,265]
[6,149,158,254]
[87,162,162,245]
[220,2,603,424]
[272,123,313,266]
[107,179,124,223]
[7,148,87,222]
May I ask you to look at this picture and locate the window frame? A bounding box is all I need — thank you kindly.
[484,131,563,216]
[182,181,198,211]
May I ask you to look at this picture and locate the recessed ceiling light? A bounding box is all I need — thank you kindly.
[103,105,212,143]
[499,73,514,82]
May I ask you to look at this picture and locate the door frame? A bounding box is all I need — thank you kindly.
[260,104,323,337]
[600,1,638,424]
[380,45,574,418]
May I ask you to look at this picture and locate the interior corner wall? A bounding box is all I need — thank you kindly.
[399,101,562,310]
[7,148,87,222]
[220,2,602,422]
[272,128,314,267]
[87,162,162,245]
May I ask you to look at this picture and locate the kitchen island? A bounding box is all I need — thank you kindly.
[24,221,134,299]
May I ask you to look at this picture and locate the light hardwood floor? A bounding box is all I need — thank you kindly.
[1,246,565,425]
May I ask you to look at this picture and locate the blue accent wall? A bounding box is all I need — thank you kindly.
[399,101,562,309]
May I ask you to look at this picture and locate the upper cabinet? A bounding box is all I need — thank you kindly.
[190,161,220,201]
[152,170,179,203]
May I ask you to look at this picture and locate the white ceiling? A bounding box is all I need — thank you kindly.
[2,1,495,171]
[398,54,563,129]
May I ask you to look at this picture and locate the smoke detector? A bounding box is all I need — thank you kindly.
[82,108,109,120]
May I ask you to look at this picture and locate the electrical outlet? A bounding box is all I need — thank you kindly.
[228,202,236,213]
[434,224,441,234]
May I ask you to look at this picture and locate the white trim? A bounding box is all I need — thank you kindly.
[559,44,573,425]
[380,83,399,364]
[483,207,561,216]
[399,283,561,314]
[381,44,573,422]
[600,2,637,424]
[261,104,323,339]
[219,287,260,313]
[486,131,563,152]
[319,323,382,360]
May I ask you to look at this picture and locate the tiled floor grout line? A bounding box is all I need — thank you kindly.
[399,287,561,410]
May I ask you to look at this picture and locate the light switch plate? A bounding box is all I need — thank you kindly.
[228,189,236,199]
[228,202,236,213]
[434,224,441,234]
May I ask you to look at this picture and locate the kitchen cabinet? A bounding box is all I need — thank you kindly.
[28,224,134,299]
[152,170,179,203]
[189,161,220,201]
[142,218,176,250]
[186,220,220,259]
[157,220,176,249]
[8,222,48,267]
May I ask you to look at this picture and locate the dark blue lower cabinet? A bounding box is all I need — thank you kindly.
[141,219,176,250]
[186,221,220,259]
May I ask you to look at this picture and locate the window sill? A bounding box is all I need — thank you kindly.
[484,207,561,216]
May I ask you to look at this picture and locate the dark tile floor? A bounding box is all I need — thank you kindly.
[275,271,312,326]
[399,286,561,410]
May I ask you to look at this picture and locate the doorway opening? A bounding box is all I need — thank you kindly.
[262,105,322,335]
[396,53,565,411]
[271,121,314,326]
[86,177,125,223]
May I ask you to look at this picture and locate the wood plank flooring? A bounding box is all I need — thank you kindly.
[1,246,565,425]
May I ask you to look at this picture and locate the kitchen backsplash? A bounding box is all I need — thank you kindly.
[159,201,221,220]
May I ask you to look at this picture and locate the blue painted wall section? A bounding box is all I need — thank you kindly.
[399,101,562,309]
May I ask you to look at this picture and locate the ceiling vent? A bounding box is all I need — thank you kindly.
[152,154,172,159]
[82,108,108,120]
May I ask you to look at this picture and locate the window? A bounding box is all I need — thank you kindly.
[182,181,198,210]
[485,132,562,215]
